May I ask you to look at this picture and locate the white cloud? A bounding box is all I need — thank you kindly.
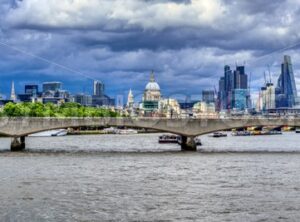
[5,0,224,30]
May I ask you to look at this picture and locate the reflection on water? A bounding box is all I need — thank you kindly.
[1,133,300,221]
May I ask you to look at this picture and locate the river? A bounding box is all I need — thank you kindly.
[1,132,300,221]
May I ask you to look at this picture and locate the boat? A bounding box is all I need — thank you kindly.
[29,129,68,137]
[103,127,138,134]
[260,130,282,136]
[159,134,180,143]
[232,131,251,136]
[103,127,117,134]
[209,132,227,137]
[232,130,282,136]
[115,129,138,135]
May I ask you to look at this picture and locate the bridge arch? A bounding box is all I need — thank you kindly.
[0,124,184,137]
[191,124,294,137]
[2,117,300,151]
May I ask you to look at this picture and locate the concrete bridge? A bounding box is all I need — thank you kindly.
[1,117,300,151]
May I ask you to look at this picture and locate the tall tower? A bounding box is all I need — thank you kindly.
[277,55,297,107]
[127,89,134,108]
[10,81,16,101]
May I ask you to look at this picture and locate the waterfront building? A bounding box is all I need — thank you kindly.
[91,80,115,107]
[92,95,115,107]
[18,84,43,103]
[41,81,71,104]
[193,101,217,118]
[10,81,16,102]
[276,55,298,108]
[25,85,39,97]
[159,98,181,118]
[74,94,92,106]
[142,71,161,115]
[42,82,62,93]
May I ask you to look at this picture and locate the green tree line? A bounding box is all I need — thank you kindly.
[0,102,121,117]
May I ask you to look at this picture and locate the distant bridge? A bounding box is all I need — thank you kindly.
[1,117,300,151]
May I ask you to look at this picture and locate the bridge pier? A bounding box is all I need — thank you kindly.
[180,136,197,151]
[11,136,26,152]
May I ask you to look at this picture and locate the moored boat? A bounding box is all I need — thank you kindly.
[232,131,251,136]
[115,129,138,135]
[210,132,227,138]
[159,134,180,143]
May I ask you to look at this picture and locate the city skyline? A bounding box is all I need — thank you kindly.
[1,1,300,100]
[0,55,297,106]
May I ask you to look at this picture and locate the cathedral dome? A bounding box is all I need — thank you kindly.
[145,72,160,91]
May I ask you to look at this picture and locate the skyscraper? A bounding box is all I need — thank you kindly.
[276,55,298,107]
[217,77,226,111]
[93,80,105,97]
[202,90,215,104]
[234,66,247,89]
[92,80,114,107]
[218,65,250,111]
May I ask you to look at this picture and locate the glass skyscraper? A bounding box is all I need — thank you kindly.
[276,55,298,108]
[93,80,105,97]
[218,65,250,111]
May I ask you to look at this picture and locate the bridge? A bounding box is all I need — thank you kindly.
[1,117,300,151]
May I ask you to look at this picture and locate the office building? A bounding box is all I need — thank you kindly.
[232,89,248,111]
[42,82,62,93]
[93,80,105,97]
[91,80,115,107]
[25,85,39,97]
[74,94,93,106]
[257,83,276,112]
[276,55,298,108]
[202,90,215,104]
[218,65,250,111]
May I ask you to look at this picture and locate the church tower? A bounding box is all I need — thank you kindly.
[127,89,134,108]
[10,81,16,101]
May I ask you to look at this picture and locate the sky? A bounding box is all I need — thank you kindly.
[1,0,300,103]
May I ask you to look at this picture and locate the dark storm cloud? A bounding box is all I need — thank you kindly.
[1,0,300,100]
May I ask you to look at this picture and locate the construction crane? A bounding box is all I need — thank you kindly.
[263,71,267,85]
[267,65,272,84]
